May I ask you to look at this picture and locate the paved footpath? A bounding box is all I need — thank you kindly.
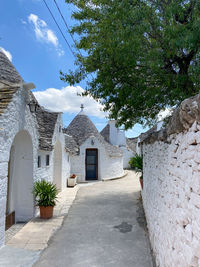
[0,185,79,267]
[34,171,153,267]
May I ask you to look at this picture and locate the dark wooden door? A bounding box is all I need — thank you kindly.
[86,149,98,180]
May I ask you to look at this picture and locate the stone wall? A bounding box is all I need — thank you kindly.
[121,146,134,168]
[142,94,200,267]
[35,150,54,182]
[0,85,38,247]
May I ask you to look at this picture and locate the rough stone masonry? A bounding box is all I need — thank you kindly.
[141,93,200,267]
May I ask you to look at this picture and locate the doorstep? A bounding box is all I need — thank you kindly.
[102,170,128,181]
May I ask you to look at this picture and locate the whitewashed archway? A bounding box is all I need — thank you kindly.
[6,130,34,227]
[53,141,62,190]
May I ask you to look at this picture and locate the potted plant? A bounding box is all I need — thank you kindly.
[67,174,77,187]
[129,154,143,189]
[33,179,58,219]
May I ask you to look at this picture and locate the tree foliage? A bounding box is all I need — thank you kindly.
[62,0,200,128]
[129,154,143,178]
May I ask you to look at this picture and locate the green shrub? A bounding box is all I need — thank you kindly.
[33,180,58,207]
[129,154,143,178]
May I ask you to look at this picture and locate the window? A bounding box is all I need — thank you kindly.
[38,156,41,168]
[59,126,62,133]
[46,155,50,166]
[67,155,69,162]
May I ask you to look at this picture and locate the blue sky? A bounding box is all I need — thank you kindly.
[0,0,148,137]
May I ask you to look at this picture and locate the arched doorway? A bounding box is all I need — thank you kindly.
[53,141,62,190]
[6,131,34,229]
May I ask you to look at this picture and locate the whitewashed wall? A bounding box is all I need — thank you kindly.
[70,136,124,182]
[109,120,126,146]
[120,146,134,168]
[35,114,70,191]
[142,122,200,267]
[35,150,54,182]
[70,155,81,179]
[0,85,38,248]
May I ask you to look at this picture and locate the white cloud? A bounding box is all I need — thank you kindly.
[20,18,27,25]
[33,86,107,118]
[28,13,64,56]
[0,47,12,61]
[46,29,58,46]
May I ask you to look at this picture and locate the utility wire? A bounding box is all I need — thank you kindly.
[53,0,95,81]
[42,0,76,57]
[43,0,95,81]
[53,0,83,58]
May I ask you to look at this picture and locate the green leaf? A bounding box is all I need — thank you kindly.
[33,180,58,207]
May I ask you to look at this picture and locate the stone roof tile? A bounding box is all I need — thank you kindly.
[100,124,110,143]
[126,138,138,153]
[0,51,22,84]
[64,134,79,155]
[0,51,23,115]
[30,93,59,151]
[35,107,59,151]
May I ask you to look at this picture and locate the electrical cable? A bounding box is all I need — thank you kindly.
[53,0,83,57]
[53,0,95,80]
[42,0,76,57]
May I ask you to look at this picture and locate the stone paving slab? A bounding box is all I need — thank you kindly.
[5,223,26,243]
[6,185,79,251]
[0,185,79,267]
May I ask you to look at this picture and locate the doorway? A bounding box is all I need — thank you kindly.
[85,149,98,180]
[6,131,34,230]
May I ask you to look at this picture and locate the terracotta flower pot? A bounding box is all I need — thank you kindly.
[140,178,143,190]
[40,206,54,219]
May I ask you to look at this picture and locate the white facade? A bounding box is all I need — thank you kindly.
[0,85,71,248]
[108,120,126,146]
[107,120,134,168]
[36,115,70,191]
[0,84,38,247]
[70,136,124,182]
[120,146,134,169]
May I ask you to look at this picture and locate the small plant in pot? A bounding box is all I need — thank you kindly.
[67,174,77,187]
[33,179,58,219]
[129,154,143,189]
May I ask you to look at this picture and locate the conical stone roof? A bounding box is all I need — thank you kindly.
[100,124,110,143]
[64,110,100,146]
[64,111,122,157]
[0,51,22,84]
[29,93,60,151]
[0,51,23,115]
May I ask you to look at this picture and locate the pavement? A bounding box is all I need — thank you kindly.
[0,185,79,267]
[34,171,154,267]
